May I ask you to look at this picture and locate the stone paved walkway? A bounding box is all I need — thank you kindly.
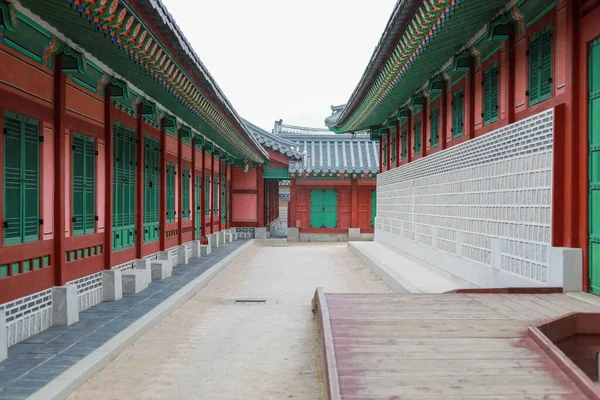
[68,242,391,400]
[0,240,248,400]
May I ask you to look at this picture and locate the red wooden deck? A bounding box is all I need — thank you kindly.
[312,289,600,399]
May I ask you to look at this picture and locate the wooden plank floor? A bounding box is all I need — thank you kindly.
[313,291,600,399]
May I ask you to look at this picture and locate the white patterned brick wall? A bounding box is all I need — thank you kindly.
[376,109,554,283]
[68,272,103,312]
[0,289,52,346]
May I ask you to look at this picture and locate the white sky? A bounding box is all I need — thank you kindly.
[160,0,397,131]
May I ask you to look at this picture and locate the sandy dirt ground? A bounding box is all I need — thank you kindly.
[68,242,391,400]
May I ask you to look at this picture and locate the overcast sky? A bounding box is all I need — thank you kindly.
[160,0,396,131]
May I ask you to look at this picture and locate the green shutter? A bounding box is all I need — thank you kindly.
[195,175,201,238]
[182,168,190,220]
[112,123,135,251]
[323,190,338,228]
[401,130,407,160]
[371,190,376,228]
[431,106,439,148]
[382,141,387,167]
[3,112,39,245]
[414,119,421,154]
[529,26,553,106]
[221,171,226,224]
[310,190,324,228]
[205,175,210,216]
[166,162,175,223]
[72,133,95,236]
[391,135,397,163]
[484,65,499,125]
[213,177,219,216]
[144,136,159,243]
[453,89,464,138]
[589,38,600,294]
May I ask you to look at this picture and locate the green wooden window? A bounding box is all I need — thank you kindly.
[414,119,422,155]
[401,130,408,160]
[213,177,219,216]
[205,176,211,216]
[391,134,397,164]
[72,133,95,236]
[195,175,201,238]
[221,171,227,224]
[452,89,465,138]
[382,140,387,167]
[371,190,376,228]
[112,122,136,251]
[166,162,175,223]
[529,26,553,106]
[589,37,600,294]
[3,111,39,245]
[182,168,190,220]
[144,136,160,243]
[310,189,338,228]
[430,106,440,148]
[484,65,499,125]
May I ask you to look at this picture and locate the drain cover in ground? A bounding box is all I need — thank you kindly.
[223,298,277,305]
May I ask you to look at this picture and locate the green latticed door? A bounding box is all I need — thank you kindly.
[195,176,201,238]
[310,189,337,228]
[589,38,600,294]
[371,190,377,228]
[112,123,136,251]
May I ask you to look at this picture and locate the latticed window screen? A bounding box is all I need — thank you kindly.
[452,89,465,138]
[213,176,219,216]
[484,64,499,125]
[3,112,39,245]
[382,140,387,167]
[182,168,190,220]
[401,130,408,160]
[112,122,136,251]
[166,162,175,223]
[391,134,397,164]
[529,25,553,106]
[205,175,211,216]
[414,119,422,154]
[310,189,338,228]
[144,136,160,243]
[371,190,376,228]
[72,133,95,236]
[221,170,227,224]
[195,175,201,238]
[430,106,440,148]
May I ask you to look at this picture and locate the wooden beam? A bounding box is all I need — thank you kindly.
[53,54,67,283]
[135,104,144,259]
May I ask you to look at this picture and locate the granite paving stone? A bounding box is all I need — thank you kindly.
[0,240,247,399]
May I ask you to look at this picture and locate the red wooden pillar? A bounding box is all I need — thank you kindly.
[386,130,391,168]
[210,151,215,234]
[200,145,206,239]
[440,82,448,150]
[378,138,383,172]
[191,136,197,240]
[135,105,144,259]
[395,120,401,167]
[289,179,296,228]
[351,178,358,228]
[466,58,476,140]
[407,110,413,163]
[218,157,223,230]
[103,85,114,268]
[257,167,265,227]
[422,98,428,157]
[502,26,516,125]
[159,120,167,251]
[228,164,232,229]
[53,54,67,283]
[177,128,183,245]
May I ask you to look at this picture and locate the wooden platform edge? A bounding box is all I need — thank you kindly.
[445,287,564,294]
[528,324,600,400]
[312,288,342,400]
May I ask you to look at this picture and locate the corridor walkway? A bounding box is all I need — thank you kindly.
[69,242,391,400]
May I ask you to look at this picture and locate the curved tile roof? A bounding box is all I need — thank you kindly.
[243,120,304,161]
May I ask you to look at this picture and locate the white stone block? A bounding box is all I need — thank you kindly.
[255,227,268,239]
[491,238,502,271]
[52,284,79,326]
[190,240,202,258]
[0,310,7,362]
[200,244,212,256]
[207,233,218,248]
[218,230,226,244]
[122,269,149,294]
[150,259,173,281]
[134,258,152,287]
[348,228,361,240]
[177,245,189,265]
[287,227,299,242]
[159,250,177,267]
[102,270,123,302]
[548,247,583,292]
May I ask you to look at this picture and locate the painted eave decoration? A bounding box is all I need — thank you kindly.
[327,0,519,134]
[15,0,267,164]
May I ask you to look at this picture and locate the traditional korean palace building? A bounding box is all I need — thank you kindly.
[0,0,281,349]
[327,0,600,293]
